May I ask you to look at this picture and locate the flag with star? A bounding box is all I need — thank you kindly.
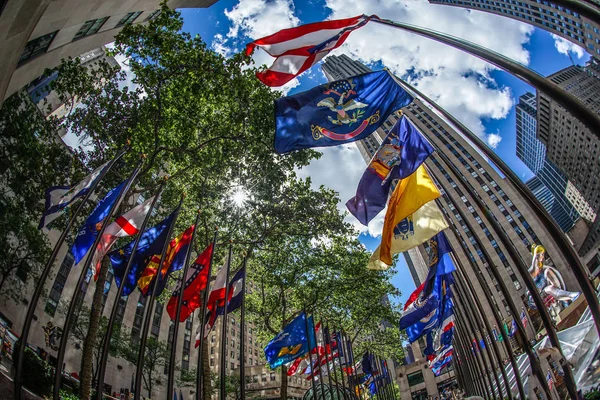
[166,243,213,322]
[109,211,176,296]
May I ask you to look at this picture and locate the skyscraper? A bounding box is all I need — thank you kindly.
[0,0,218,104]
[428,0,600,56]
[536,59,600,256]
[515,92,580,232]
[321,54,582,398]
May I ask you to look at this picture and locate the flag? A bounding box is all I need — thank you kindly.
[429,345,453,367]
[203,265,246,331]
[264,312,316,369]
[166,243,213,322]
[521,309,528,328]
[471,339,478,354]
[492,328,499,342]
[509,319,518,337]
[274,70,413,154]
[379,165,441,265]
[367,201,448,270]
[546,370,554,390]
[179,389,184,400]
[347,116,434,225]
[286,354,310,376]
[109,211,175,296]
[137,224,195,297]
[480,338,486,349]
[90,197,155,280]
[246,15,374,87]
[71,181,126,265]
[39,161,109,229]
[406,277,453,343]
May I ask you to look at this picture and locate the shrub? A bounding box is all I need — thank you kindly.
[13,340,54,397]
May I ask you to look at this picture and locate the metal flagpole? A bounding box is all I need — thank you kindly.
[196,229,219,400]
[239,255,247,400]
[341,330,358,398]
[219,244,233,400]
[428,155,553,399]
[303,308,318,400]
[395,76,600,344]
[332,326,348,399]
[372,18,600,136]
[315,323,327,400]
[15,146,128,400]
[320,322,335,398]
[134,197,183,400]
[454,301,494,400]
[53,156,143,400]
[431,147,573,399]
[432,190,526,399]
[167,210,203,398]
[451,254,512,400]
[454,323,483,397]
[453,279,501,399]
[451,338,471,396]
[453,267,510,400]
[95,181,166,399]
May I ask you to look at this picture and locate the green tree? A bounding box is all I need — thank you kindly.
[121,333,169,398]
[214,373,242,400]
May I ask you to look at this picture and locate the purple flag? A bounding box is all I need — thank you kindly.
[346,116,434,226]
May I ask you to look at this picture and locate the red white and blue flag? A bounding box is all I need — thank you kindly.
[245,15,374,87]
[521,308,528,328]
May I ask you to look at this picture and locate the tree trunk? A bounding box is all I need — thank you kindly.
[202,339,211,398]
[80,258,110,400]
[281,365,288,400]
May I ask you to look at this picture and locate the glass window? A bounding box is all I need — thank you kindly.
[73,17,109,40]
[407,371,425,386]
[117,11,143,27]
[19,31,58,65]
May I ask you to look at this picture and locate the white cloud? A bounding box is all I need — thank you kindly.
[212,34,233,57]
[324,0,533,142]
[486,132,502,148]
[551,33,585,59]
[224,0,299,40]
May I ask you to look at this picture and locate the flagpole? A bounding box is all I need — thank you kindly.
[134,197,184,400]
[303,308,318,400]
[167,209,203,398]
[341,330,357,398]
[53,156,142,400]
[315,318,327,400]
[219,243,233,400]
[238,255,247,400]
[453,271,508,400]
[427,157,553,399]
[452,337,474,396]
[196,229,219,400]
[94,181,166,400]
[398,79,584,400]
[319,321,334,398]
[434,196,526,399]
[454,324,483,397]
[332,325,348,399]
[454,301,494,399]
[14,147,128,400]
[451,254,512,400]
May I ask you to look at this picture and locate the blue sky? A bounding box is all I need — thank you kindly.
[178,0,589,307]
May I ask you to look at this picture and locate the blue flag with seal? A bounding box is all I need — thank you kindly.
[274,70,413,154]
[347,115,434,226]
[264,312,316,369]
[71,180,126,265]
[109,211,175,296]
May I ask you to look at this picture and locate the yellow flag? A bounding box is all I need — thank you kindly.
[368,200,448,270]
[379,165,441,265]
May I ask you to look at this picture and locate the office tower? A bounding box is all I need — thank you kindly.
[515,92,580,232]
[536,59,600,256]
[321,54,581,399]
[0,0,218,104]
[428,0,600,56]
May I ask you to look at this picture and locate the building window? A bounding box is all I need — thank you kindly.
[151,304,163,339]
[74,17,109,41]
[145,10,162,21]
[407,371,425,387]
[270,373,276,381]
[18,31,58,66]
[117,11,143,27]
[45,253,74,316]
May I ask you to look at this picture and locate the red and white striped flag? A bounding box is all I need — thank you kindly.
[245,15,375,87]
[89,196,155,280]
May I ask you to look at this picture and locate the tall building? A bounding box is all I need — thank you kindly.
[428,0,600,56]
[321,54,582,399]
[536,59,600,257]
[515,92,580,232]
[0,0,218,104]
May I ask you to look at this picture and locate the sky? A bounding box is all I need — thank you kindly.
[177,0,590,307]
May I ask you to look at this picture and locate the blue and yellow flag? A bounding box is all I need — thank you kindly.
[274,70,413,154]
[264,312,316,369]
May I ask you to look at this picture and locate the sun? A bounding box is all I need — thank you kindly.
[232,187,248,207]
